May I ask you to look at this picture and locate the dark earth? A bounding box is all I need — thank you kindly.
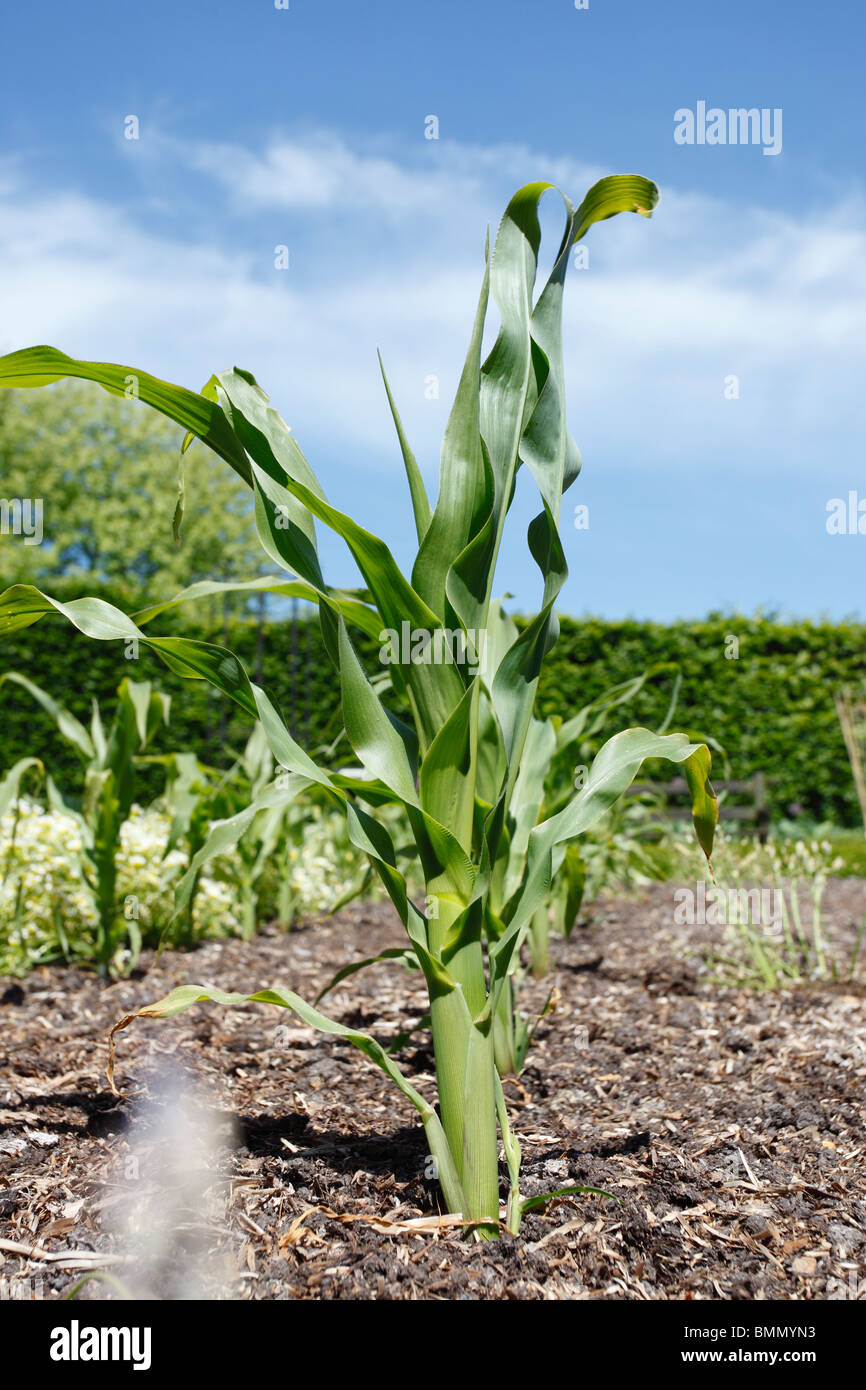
[2,880,865,1301]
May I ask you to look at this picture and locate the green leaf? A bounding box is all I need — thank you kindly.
[108,982,468,1218]
[0,584,142,641]
[206,372,466,747]
[337,617,419,803]
[572,174,660,244]
[378,352,431,543]
[519,1185,618,1217]
[0,757,44,819]
[486,729,717,1021]
[412,237,492,624]
[134,575,381,641]
[558,843,587,938]
[534,728,717,864]
[314,948,420,1006]
[419,684,477,855]
[0,346,252,485]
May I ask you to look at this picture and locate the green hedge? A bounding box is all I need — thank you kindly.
[538,615,866,827]
[0,581,338,801]
[1,585,864,826]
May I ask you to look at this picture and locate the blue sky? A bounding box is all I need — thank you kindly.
[1,0,864,620]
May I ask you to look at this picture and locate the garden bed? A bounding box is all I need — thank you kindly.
[2,880,865,1301]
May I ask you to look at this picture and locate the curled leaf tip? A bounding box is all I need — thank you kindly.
[106,1012,137,1096]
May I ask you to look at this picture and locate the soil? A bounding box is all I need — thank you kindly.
[1,880,865,1301]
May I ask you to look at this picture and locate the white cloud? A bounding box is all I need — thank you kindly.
[178,131,611,225]
[0,131,863,497]
[185,131,479,214]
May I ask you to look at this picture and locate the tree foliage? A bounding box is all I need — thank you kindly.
[0,382,261,594]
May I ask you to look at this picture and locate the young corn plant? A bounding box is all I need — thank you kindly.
[0,671,170,972]
[152,744,274,947]
[168,722,283,941]
[155,749,228,948]
[0,755,46,924]
[153,724,369,945]
[0,175,717,1235]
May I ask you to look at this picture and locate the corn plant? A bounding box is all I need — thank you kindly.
[0,175,717,1235]
[157,724,369,942]
[164,724,279,941]
[0,672,170,971]
[0,756,46,945]
[0,755,44,826]
[154,749,241,947]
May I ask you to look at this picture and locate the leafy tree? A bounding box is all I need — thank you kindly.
[0,381,263,596]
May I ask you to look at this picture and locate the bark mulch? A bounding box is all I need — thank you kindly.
[1,879,865,1301]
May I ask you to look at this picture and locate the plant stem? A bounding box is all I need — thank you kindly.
[427,894,500,1233]
[493,977,518,1077]
[529,904,549,978]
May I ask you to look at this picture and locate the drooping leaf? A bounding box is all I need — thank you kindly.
[108,982,468,1217]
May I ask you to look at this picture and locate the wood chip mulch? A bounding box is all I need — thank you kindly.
[1,878,865,1300]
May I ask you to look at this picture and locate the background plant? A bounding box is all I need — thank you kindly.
[695,830,863,989]
[0,672,178,972]
[160,723,368,942]
[834,684,866,832]
[0,787,360,978]
[0,797,240,975]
